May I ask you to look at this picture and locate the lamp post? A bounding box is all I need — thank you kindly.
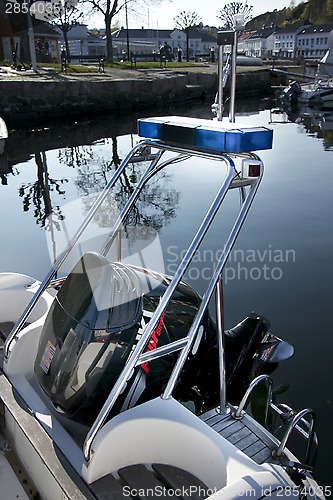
[125,1,130,61]
[26,0,37,71]
[229,13,245,123]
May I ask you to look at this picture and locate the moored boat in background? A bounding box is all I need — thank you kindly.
[280,49,333,107]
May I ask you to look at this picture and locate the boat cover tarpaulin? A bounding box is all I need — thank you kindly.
[317,49,333,79]
[138,116,273,153]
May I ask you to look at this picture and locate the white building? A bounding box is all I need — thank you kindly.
[296,23,333,59]
[273,20,311,58]
[244,27,277,58]
[237,31,256,54]
[112,28,172,58]
[170,29,217,59]
[56,24,105,56]
[112,28,217,60]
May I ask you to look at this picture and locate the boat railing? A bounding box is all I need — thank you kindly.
[272,404,318,468]
[82,146,263,462]
[233,374,273,427]
[231,374,318,468]
[81,138,266,461]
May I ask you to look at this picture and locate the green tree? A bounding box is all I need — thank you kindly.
[174,11,201,62]
[327,0,333,18]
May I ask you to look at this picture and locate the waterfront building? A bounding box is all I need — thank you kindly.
[296,22,333,59]
[273,20,311,59]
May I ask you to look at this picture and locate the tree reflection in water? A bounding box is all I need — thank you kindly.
[12,127,181,271]
[19,151,67,227]
[58,135,180,234]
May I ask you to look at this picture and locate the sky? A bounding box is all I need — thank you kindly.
[90,0,297,30]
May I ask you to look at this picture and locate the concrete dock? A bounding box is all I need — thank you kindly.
[0,64,286,129]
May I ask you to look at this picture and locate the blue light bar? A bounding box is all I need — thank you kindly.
[138,116,273,153]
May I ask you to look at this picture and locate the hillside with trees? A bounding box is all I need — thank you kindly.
[246,0,333,30]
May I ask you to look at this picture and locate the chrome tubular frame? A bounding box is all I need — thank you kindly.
[83,147,263,462]
[233,374,273,427]
[229,30,238,124]
[83,145,238,461]
[3,132,264,463]
[217,45,224,121]
[216,277,228,414]
[99,148,165,257]
[162,158,262,401]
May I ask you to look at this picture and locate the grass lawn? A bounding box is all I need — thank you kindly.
[1,59,211,74]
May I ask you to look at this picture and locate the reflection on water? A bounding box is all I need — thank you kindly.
[19,151,67,227]
[2,115,181,234]
[270,104,333,150]
[0,98,332,488]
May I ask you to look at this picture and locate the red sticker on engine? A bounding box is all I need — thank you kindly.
[40,340,56,374]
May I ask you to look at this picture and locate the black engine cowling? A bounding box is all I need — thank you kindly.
[35,252,276,424]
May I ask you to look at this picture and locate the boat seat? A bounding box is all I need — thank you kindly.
[91,463,209,500]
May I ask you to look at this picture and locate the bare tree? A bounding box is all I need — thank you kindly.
[84,0,125,63]
[217,1,252,29]
[51,1,84,57]
[174,11,201,62]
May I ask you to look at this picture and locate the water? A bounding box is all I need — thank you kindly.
[1,99,332,491]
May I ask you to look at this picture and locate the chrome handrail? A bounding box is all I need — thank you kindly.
[273,407,317,467]
[233,374,273,427]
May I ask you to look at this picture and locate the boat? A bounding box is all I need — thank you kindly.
[236,54,263,66]
[281,49,333,107]
[281,79,333,106]
[0,32,326,500]
[0,116,326,499]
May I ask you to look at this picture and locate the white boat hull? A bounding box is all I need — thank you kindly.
[0,273,325,500]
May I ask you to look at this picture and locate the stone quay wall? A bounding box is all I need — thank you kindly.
[0,69,285,129]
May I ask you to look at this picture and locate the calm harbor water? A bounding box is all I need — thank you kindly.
[1,98,332,490]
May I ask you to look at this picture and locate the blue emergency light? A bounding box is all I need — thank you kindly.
[137,116,273,153]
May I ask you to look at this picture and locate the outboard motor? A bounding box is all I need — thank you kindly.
[281,80,301,106]
[34,252,215,424]
[35,252,293,423]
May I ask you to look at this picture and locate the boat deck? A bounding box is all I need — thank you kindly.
[89,408,283,499]
[91,463,210,500]
[200,407,281,466]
